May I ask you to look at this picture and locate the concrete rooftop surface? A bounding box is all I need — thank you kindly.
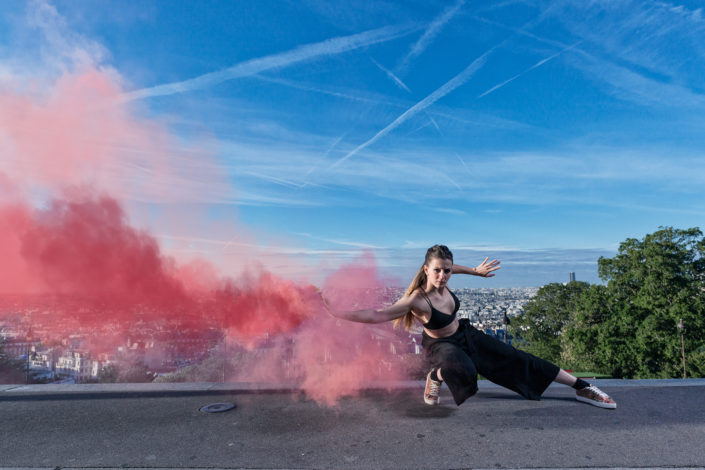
[2,379,705,470]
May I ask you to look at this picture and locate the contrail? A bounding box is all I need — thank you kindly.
[330,48,495,169]
[472,14,569,50]
[253,74,401,107]
[456,153,472,175]
[427,114,441,133]
[306,133,347,176]
[121,24,415,101]
[397,0,465,74]
[370,57,411,93]
[299,132,348,188]
[370,57,445,137]
[478,41,582,99]
[328,3,560,169]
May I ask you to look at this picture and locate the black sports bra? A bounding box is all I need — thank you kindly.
[420,289,460,330]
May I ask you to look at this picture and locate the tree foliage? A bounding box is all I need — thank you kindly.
[119,362,156,383]
[513,227,705,378]
[97,361,155,383]
[97,363,120,383]
[509,281,590,365]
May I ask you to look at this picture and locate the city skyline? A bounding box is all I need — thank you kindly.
[0,285,536,385]
[2,1,704,287]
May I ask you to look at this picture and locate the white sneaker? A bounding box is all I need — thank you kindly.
[576,384,617,409]
[424,370,441,405]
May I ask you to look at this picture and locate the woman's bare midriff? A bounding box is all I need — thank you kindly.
[422,317,459,339]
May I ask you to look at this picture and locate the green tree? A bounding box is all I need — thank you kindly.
[509,281,590,365]
[561,283,639,375]
[565,227,705,378]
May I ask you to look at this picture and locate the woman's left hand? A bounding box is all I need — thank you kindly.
[475,257,501,277]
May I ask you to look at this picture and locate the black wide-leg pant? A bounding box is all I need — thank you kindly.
[422,319,560,406]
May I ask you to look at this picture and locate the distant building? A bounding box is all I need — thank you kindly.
[569,272,576,283]
[1,336,40,359]
[28,346,59,378]
[55,350,104,383]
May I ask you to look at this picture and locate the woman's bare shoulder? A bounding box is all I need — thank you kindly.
[404,288,429,309]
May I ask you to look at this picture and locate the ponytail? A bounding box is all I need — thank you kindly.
[393,244,453,331]
[393,264,427,331]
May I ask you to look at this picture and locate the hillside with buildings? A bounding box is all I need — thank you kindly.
[1,288,537,384]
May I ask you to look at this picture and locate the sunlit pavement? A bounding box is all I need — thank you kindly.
[2,379,704,469]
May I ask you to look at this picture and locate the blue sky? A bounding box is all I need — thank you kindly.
[2,0,704,287]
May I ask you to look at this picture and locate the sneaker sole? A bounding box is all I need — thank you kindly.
[576,395,617,409]
[424,397,440,405]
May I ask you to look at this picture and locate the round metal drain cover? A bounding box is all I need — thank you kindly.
[200,402,236,413]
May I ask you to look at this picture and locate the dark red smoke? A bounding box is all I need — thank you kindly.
[20,191,187,308]
[2,190,320,339]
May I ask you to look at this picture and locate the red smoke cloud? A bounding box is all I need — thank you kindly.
[0,68,408,403]
[19,191,186,307]
[0,190,321,336]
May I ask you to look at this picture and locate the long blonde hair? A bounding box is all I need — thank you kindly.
[393,244,454,331]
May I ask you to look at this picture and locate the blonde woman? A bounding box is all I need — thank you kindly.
[325,245,616,408]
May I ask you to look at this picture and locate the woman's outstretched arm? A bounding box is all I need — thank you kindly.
[323,294,415,324]
[452,257,501,277]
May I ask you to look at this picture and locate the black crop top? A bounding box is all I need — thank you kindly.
[421,289,460,330]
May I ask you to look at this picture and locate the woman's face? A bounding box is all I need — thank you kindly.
[424,257,453,290]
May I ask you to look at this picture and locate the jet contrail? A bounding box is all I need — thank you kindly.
[371,58,446,138]
[122,24,416,101]
[329,5,562,168]
[253,74,401,107]
[330,48,495,169]
[370,57,411,93]
[397,0,465,74]
[478,41,582,99]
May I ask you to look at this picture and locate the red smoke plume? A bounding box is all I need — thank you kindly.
[0,68,408,403]
[20,192,187,307]
[0,190,321,339]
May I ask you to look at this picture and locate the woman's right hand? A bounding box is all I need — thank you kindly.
[314,287,335,316]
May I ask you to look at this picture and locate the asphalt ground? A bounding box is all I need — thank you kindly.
[1,379,704,470]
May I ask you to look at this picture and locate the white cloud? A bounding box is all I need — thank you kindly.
[26,0,108,71]
[214,129,705,213]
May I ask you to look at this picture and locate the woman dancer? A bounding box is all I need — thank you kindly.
[324,245,616,408]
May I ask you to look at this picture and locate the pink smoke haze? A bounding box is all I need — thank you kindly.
[0,68,410,404]
[0,69,229,204]
[306,254,405,404]
[2,70,151,192]
[229,255,407,406]
[320,251,392,311]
